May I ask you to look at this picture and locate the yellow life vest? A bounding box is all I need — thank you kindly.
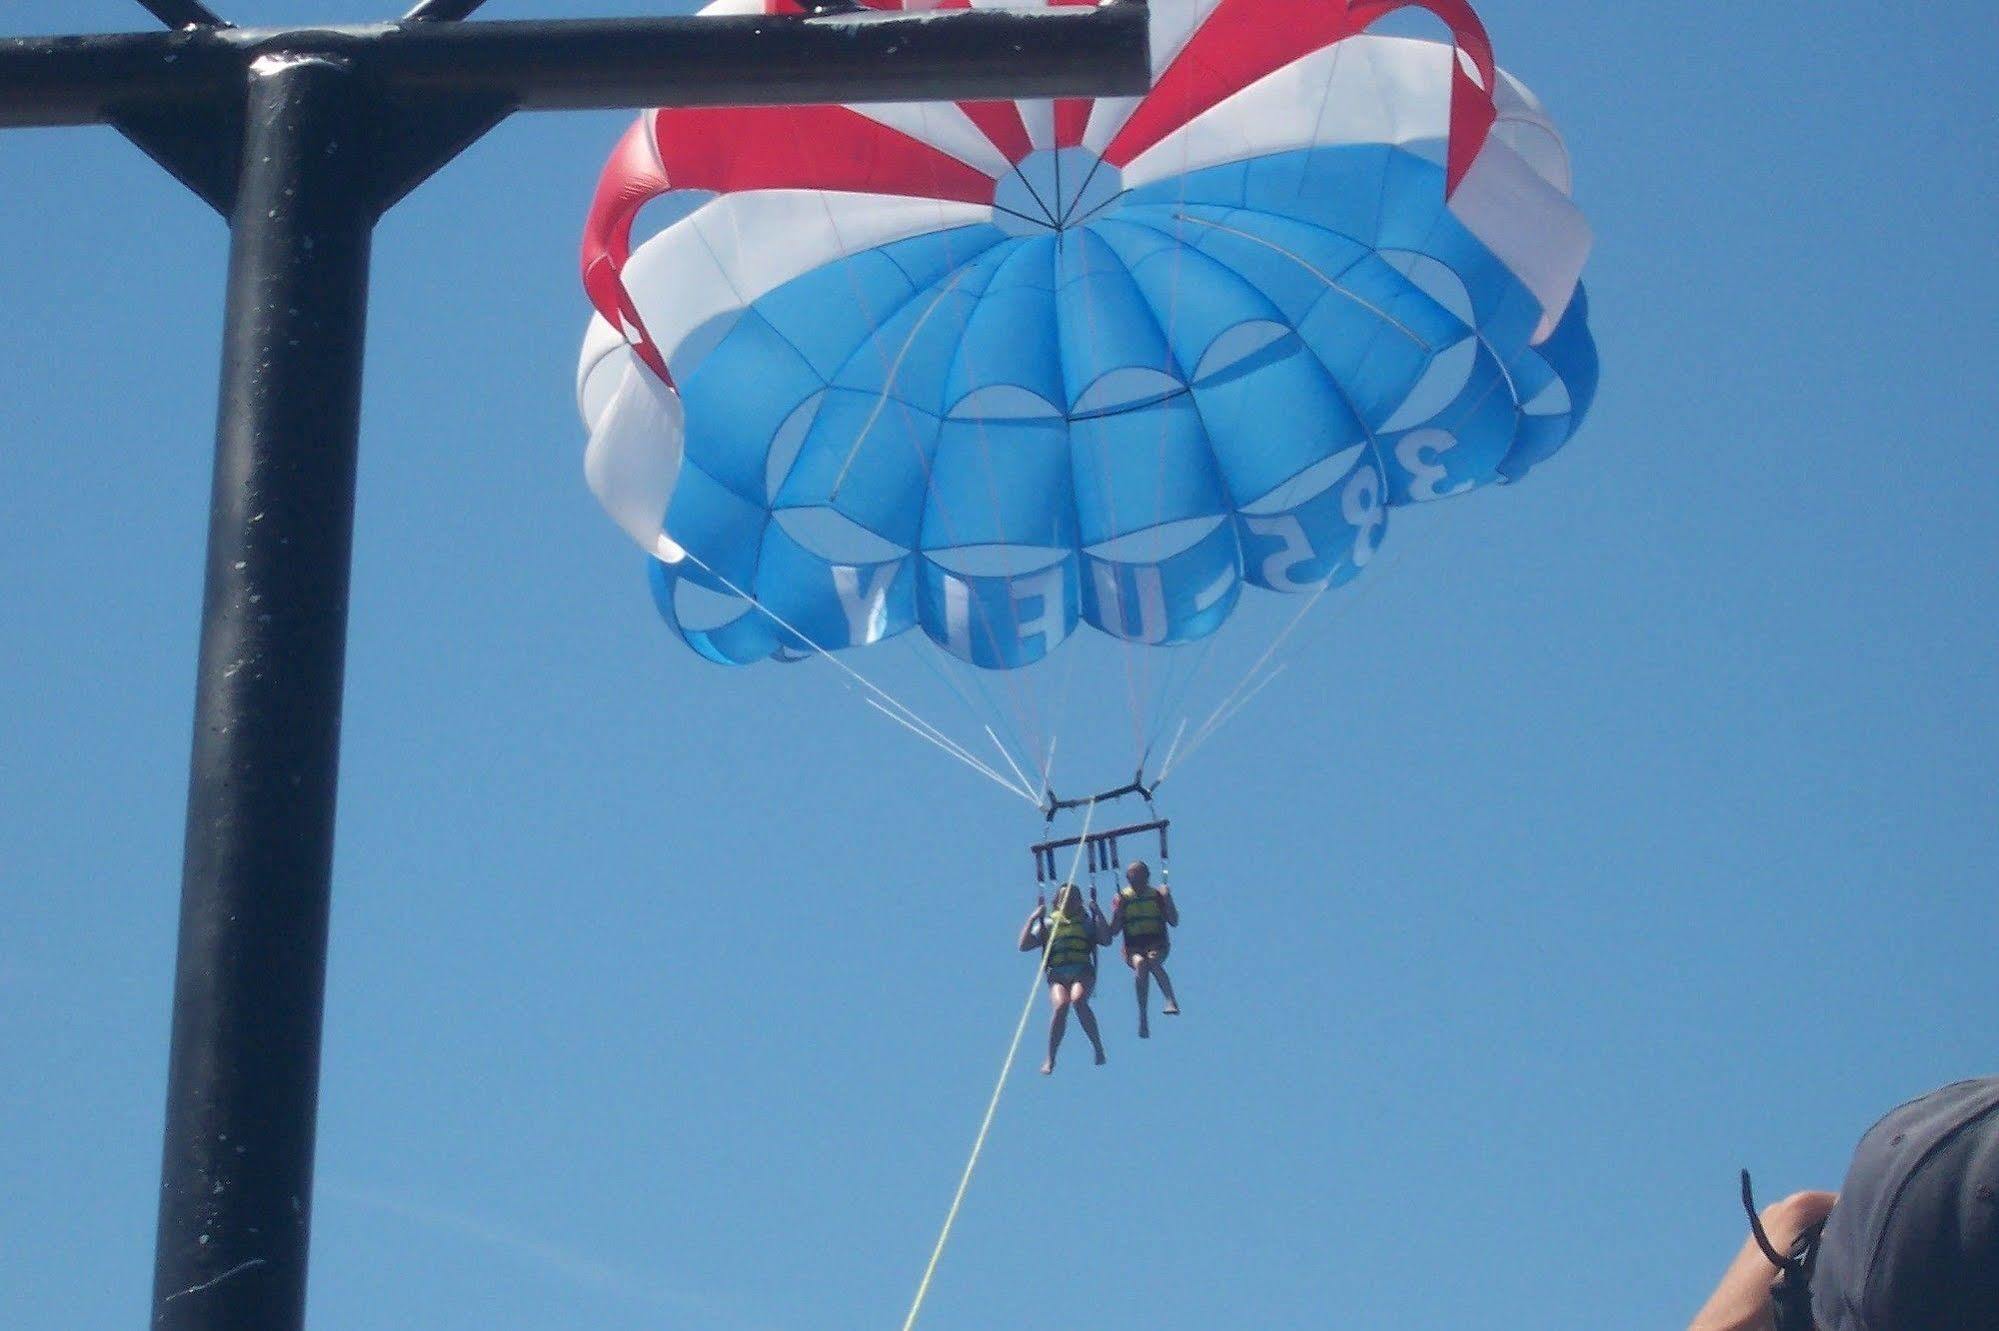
[1119,886,1167,942]
[1044,911,1097,971]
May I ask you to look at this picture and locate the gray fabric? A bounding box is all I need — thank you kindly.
[1811,1077,1999,1331]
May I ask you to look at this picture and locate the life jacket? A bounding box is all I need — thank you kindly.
[1119,886,1167,943]
[1044,911,1097,971]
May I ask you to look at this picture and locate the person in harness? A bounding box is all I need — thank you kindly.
[1018,883,1110,1075]
[1108,861,1179,1038]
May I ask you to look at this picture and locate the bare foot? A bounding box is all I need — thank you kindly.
[1093,1048,1107,1066]
[1162,1001,1180,1016]
[1138,1021,1150,1039]
[1040,1060,1054,1075]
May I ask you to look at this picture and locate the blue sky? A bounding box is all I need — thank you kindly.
[3,2,1996,1328]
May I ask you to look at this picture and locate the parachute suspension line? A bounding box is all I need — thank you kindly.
[913,110,1065,774]
[827,267,972,504]
[1139,624,1224,771]
[1150,104,1481,787]
[825,147,1053,772]
[1152,717,1190,791]
[898,799,1099,1331]
[1120,82,1206,782]
[1119,119,1442,790]
[1158,136,1467,784]
[1391,166,1521,443]
[1158,579,1331,786]
[895,632,1041,804]
[1160,536,1417,785]
[814,185,1050,774]
[1064,233,1151,768]
[675,548,1040,807]
[985,726,1040,802]
[1119,179,1186,781]
[1152,141,1430,788]
[1169,663,1290,777]
[1156,134,1447,786]
[1032,621,1090,804]
[926,207,1060,774]
[1139,112,1200,771]
[1172,213,1433,352]
[856,698,1035,806]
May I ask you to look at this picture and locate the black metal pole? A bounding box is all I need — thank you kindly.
[0,10,1152,1330]
[151,52,372,1331]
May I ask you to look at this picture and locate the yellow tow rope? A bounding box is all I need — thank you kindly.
[897,799,1098,1331]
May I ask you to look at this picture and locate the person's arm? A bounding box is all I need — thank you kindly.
[1158,884,1179,927]
[1686,1191,1838,1331]
[1018,906,1047,953]
[1104,896,1125,939]
[1092,904,1114,945]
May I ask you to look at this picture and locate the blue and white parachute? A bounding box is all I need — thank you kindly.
[577,0,1597,790]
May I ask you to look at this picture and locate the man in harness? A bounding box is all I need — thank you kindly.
[1108,860,1179,1038]
[1018,883,1110,1075]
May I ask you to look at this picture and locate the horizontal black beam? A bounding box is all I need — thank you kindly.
[1044,773,1154,817]
[404,0,490,20]
[376,5,1152,109]
[1031,819,1169,861]
[135,0,228,29]
[0,4,1151,129]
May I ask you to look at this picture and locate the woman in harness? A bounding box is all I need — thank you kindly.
[1108,861,1179,1038]
[1018,883,1111,1075]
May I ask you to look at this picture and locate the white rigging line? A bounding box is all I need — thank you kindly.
[1036,736,1059,807]
[827,267,972,503]
[1152,718,1189,788]
[675,548,1039,807]
[694,188,1035,804]
[1157,532,1418,787]
[1166,662,1289,778]
[985,726,1040,803]
[856,699,1026,804]
[1138,632,1219,767]
[1169,211,1434,351]
[1157,579,1331,787]
[896,632,1042,803]
[1151,160,1432,789]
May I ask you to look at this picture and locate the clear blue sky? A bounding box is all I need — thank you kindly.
[3,3,1995,1328]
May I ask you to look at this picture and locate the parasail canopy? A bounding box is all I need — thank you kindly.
[576,0,1598,795]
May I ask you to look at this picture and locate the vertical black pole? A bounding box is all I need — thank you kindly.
[153,53,372,1331]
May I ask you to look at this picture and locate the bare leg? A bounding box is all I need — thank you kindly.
[1071,980,1106,1065]
[1041,984,1071,1075]
[1155,962,1179,1015]
[1128,952,1151,1038]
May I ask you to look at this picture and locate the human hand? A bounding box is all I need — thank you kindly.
[1687,1190,1838,1331]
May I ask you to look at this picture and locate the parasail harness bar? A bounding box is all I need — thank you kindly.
[1040,772,1155,820]
[1032,770,1168,889]
[1031,818,1169,886]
